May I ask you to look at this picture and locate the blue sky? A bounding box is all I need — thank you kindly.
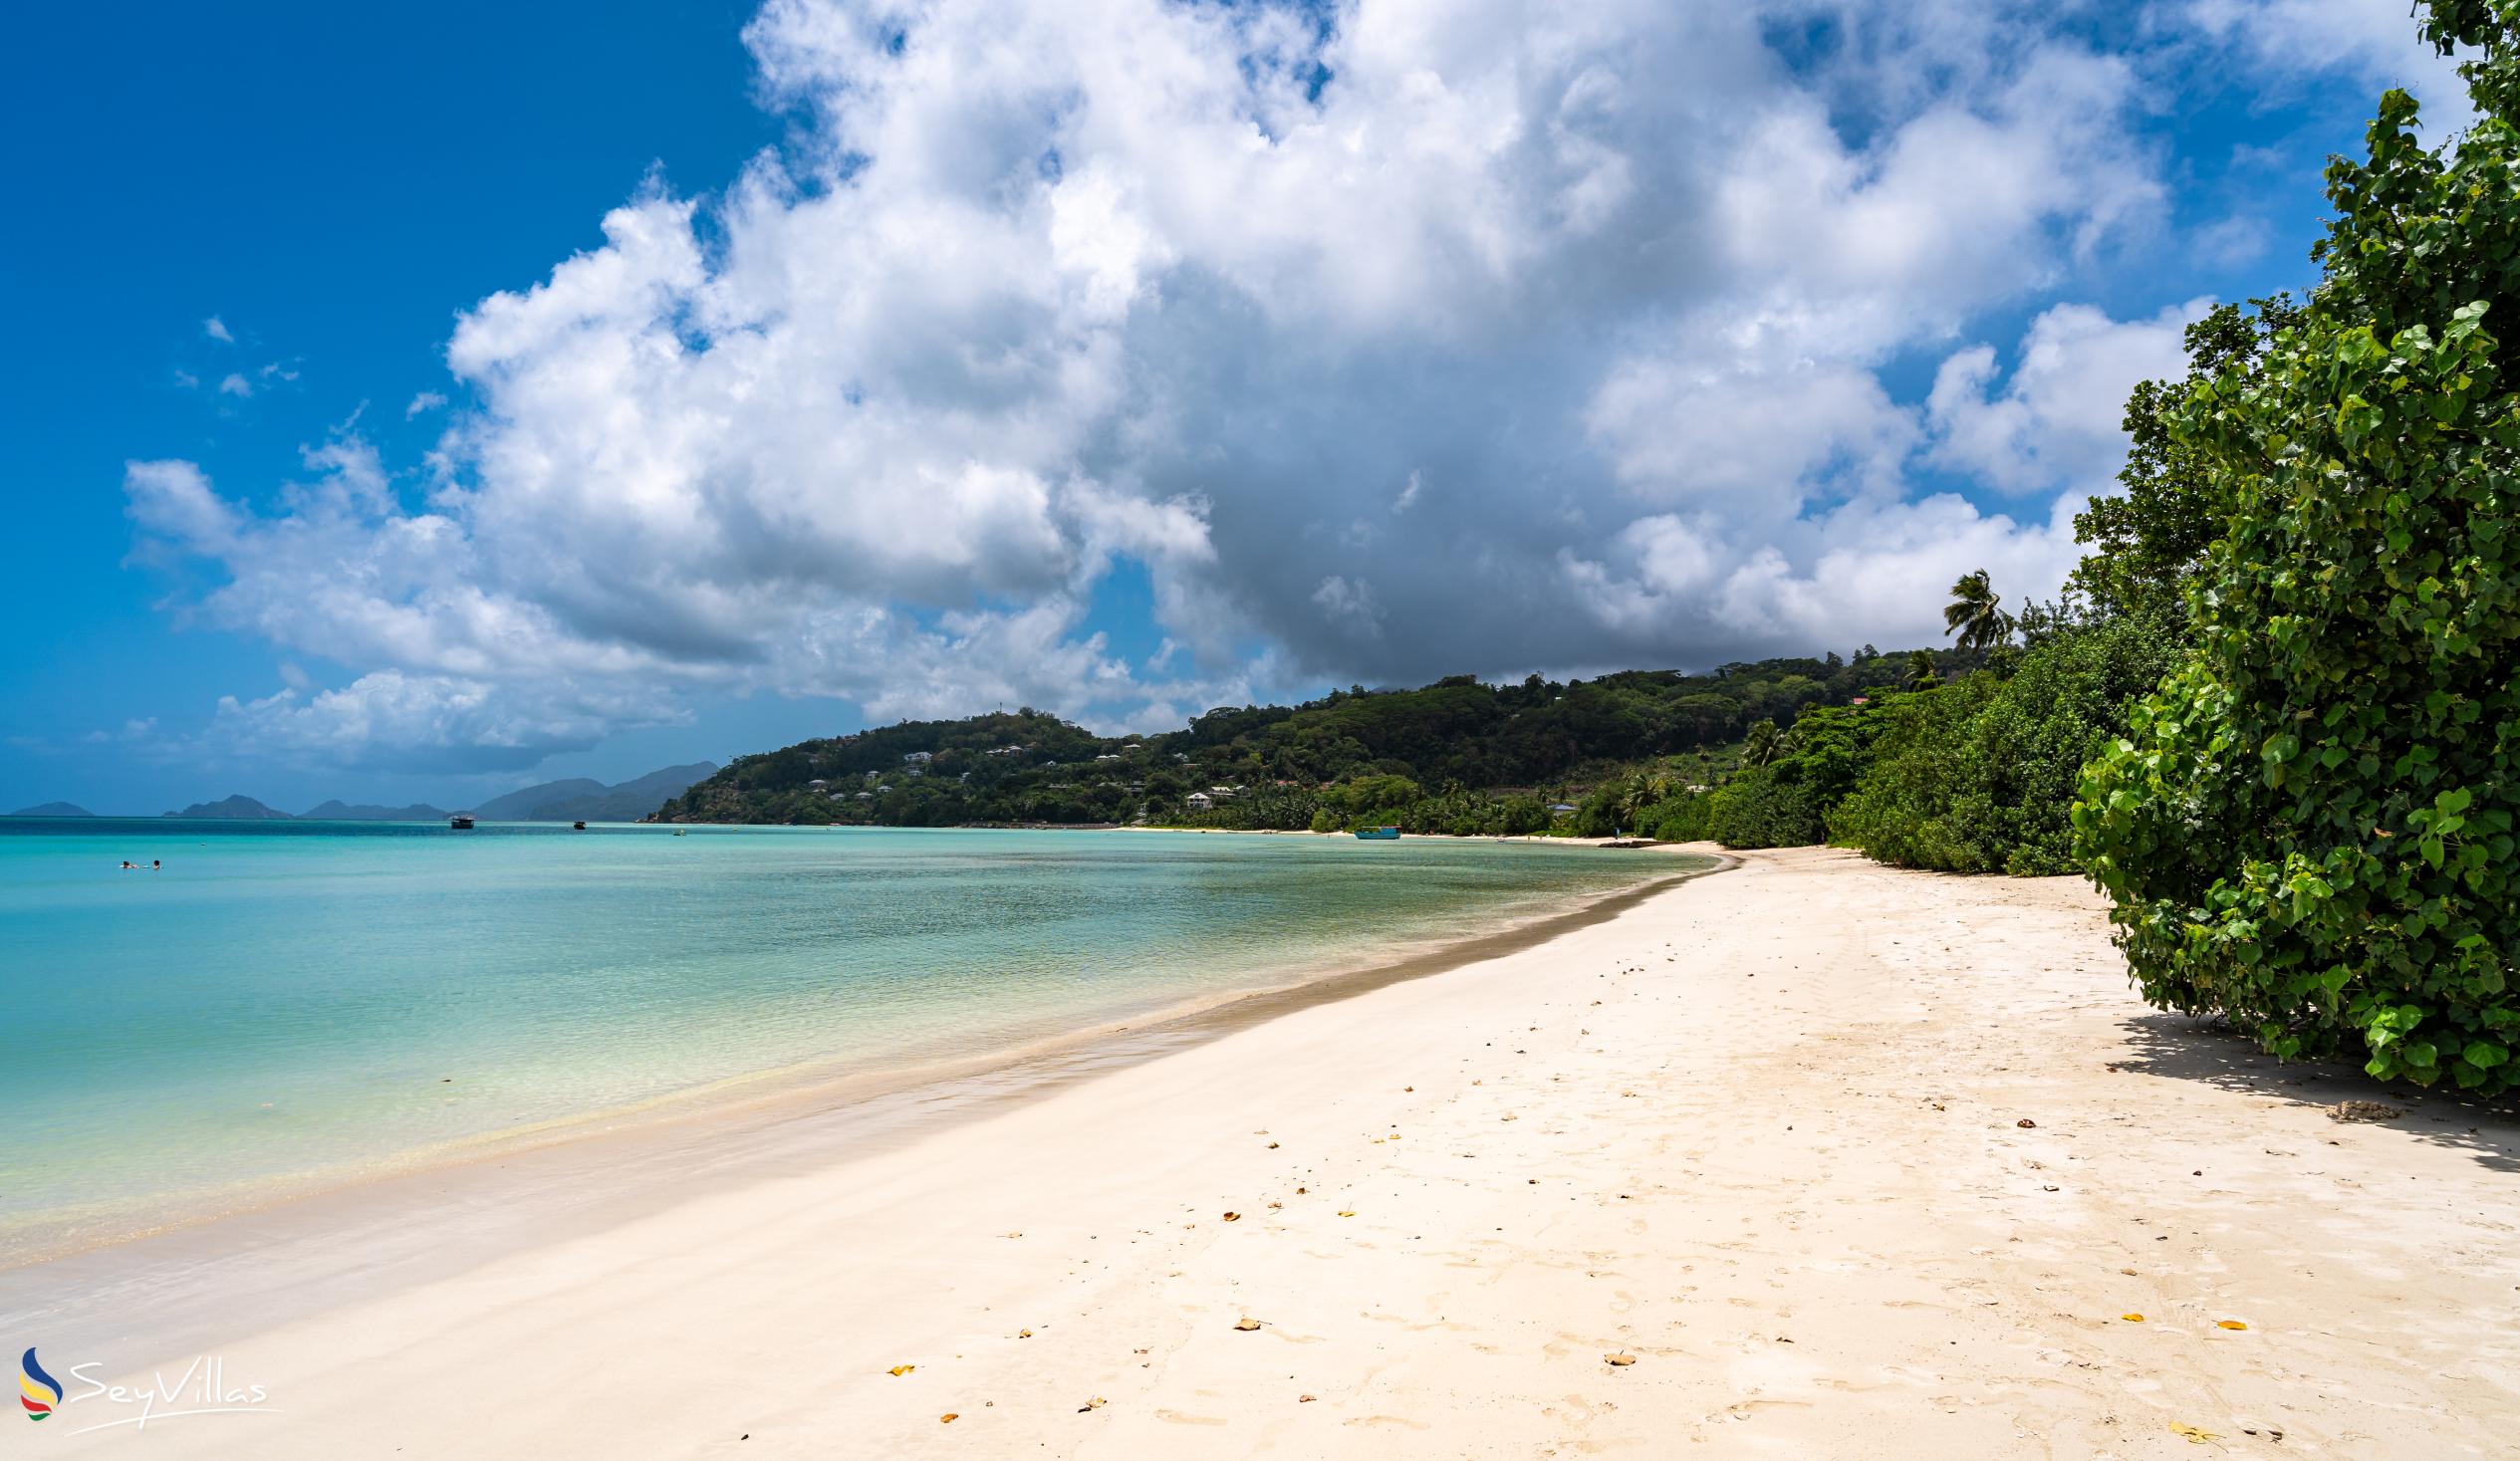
[0,0,2464,815]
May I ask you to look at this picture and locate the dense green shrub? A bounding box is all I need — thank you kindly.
[1824,678,2001,870]
[1834,617,2181,874]
[1699,704,1881,849]
[2075,3,2520,1093]
[1701,769,1824,848]
[1635,790,1712,843]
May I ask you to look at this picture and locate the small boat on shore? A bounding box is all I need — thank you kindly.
[1355,827,1400,841]
[448,815,475,830]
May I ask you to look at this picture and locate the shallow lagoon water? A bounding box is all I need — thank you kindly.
[1,819,1697,1254]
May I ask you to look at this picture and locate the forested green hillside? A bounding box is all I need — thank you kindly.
[650,651,1959,831]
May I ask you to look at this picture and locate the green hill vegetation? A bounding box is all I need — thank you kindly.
[653,654,1970,834]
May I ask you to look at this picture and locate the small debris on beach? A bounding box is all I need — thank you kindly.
[888,1364,915,1376]
[1079,1396,1107,1412]
[2331,1100,2403,1122]
[2168,1421,2220,1444]
[1299,1393,1318,1403]
[1223,1211,1241,1221]
[2121,1314,2144,1322]
[1233,1317,1262,1332]
[2016,1117,2037,1128]
[938,1413,958,1424]
[1605,1352,1637,1366]
[2217,1320,2249,1331]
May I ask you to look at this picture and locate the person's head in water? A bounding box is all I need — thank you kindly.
[120,860,132,868]
[150,859,161,870]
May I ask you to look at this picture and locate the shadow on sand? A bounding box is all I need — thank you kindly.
[2114,1010,2520,1174]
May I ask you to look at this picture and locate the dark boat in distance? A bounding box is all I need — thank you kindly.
[573,821,587,830]
[1355,827,1400,840]
[448,815,475,830]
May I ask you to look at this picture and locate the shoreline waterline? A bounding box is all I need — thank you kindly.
[0,850,1724,1368]
[3,823,1698,1263]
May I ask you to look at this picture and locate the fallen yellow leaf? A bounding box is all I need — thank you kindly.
[939,1413,958,1424]
[2217,1320,2249,1331]
[2168,1421,2219,1443]
[1337,1209,1356,1217]
[888,1364,915,1376]
[1233,1318,1262,1332]
[1079,1395,1108,1412]
[1605,1352,1637,1366]
[2121,1314,2144,1323]
[1017,1329,1032,1339]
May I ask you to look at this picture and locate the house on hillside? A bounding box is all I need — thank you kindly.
[1186,792,1216,812]
[902,751,933,764]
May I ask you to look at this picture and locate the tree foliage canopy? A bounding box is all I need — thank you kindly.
[2075,2,2520,1093]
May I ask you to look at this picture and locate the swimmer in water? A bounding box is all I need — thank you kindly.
[151,859,161,870]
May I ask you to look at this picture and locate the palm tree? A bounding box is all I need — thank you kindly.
[1943,570,2014,656]
[1742,719,1782,769]
[1905,648,1940,688]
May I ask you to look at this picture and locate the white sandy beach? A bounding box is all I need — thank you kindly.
[30,847,2520,1457]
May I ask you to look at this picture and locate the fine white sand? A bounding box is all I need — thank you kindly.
[33,847,2520,1456]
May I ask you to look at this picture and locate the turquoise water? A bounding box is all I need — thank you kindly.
[1,820,1695,1255]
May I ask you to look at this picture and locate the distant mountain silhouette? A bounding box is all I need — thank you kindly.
[462,763,718,822]
[6,801,94,818]
[163,795,293,821]
[143,763,718,826]
[300,800,450,822]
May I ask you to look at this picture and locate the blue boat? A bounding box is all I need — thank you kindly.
[1354,827,1400,840]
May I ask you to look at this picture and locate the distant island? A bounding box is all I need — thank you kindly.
[141,763,722,824]
[6,801,94,818]
[467,763,719,823]
[165,795,295,821]
[302,800,452,822]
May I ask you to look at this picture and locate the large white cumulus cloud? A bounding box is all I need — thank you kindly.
[123,0,2386,768]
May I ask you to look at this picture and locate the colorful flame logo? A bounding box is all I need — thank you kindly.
[20,1347,62,1421]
